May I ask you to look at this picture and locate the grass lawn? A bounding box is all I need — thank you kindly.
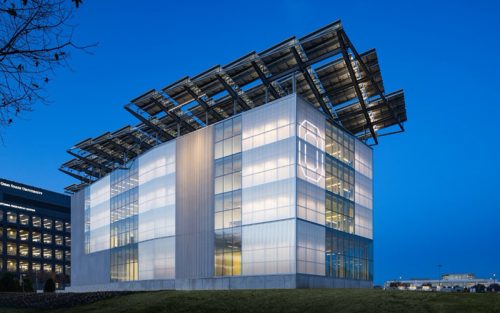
[1,289,499,313]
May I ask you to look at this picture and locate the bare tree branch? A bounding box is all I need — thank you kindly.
[0,0,90,128]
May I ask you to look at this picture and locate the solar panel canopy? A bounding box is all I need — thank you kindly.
[61,20,407,193]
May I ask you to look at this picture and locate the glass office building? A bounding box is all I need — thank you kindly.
[61,21,406,290]
[0,178,71,290]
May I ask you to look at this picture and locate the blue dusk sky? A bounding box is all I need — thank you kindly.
[0,1,499,284]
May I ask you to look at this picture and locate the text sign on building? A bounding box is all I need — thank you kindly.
[0,180,43,195]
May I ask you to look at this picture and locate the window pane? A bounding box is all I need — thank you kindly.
[214,194,223,212]
[19,214,29,225]
[7,228,16,239]
[7,212,16,223]
[19,244,28,256]
[215,124,224,142]
[215,212,223,230]
[32,231,41,242]
[33,216,41,227]
[43,218,52,229]
[43,233,52,244]
[7,243,17,255]
[19,229,29,241]
[32,247,41,258]
[223,175,232,192]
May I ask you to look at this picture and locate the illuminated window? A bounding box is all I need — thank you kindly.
[6,211,16,223]
[19,214,29,225]
[32,216,41,227]
[43,248,52,259]
[19,260,29,273]
[7,259,16,272]
[55,220,63,231]
[0,226,3,238]
[43,233,52,245]
[55,235,63,245]
[214,116,242,277]
[19,244,29,257]
[7,228,16,239]
[32,247,41,258]
[43,263,52,272]
[43,218,52,230]
[65,250,70,260]
[19,229,29,241]
[65,265,70,275]
[7,243,17,256]
[32,231,41,243]
[55,250,63,260]
[65,222,71,232]
[55,264,63,274]
[32,262,41,271]
[65,236,70,247]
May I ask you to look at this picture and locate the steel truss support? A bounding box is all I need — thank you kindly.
[124,104,174,140]
[66,150,110,175]
[215,69,253,111]
[339,29,404,132]
[250,55,285,100]
[59,168,94,184]
[290,46,335,120]
[183,83,225,122]
[149,97,197,132]
[337,30,378,145]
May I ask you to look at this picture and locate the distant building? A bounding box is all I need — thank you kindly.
[385,273,496,291]
[0,178,71,289]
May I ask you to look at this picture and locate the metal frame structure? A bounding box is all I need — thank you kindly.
[60,20,407,193]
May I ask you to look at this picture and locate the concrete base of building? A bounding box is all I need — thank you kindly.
[65,274,372,292]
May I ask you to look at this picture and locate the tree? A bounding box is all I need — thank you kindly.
[0,0,88,128]
[22,277,34,292]
[488,283,500,292]
[43,277,55,292]
[0,272,21,292]
[472,284,486,293]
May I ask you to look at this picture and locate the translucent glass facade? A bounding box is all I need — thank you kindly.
[241,98,297,275]
[87,177,110,253]
[138,141,176,279]
[76,94,374,288]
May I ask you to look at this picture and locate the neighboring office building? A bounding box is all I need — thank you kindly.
[385,273,497,291]
[60,21,407,291]
[0,178,71,289]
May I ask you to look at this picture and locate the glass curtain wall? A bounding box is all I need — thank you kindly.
[214,116,242,276]
[325,228,373,280]
[324,119,373,281]
[110,162,139,282]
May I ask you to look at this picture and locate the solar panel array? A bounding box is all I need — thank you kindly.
[60,20,407,193]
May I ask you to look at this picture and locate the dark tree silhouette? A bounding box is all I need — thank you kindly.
[43,277,55,292]
[0,0,88,128]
